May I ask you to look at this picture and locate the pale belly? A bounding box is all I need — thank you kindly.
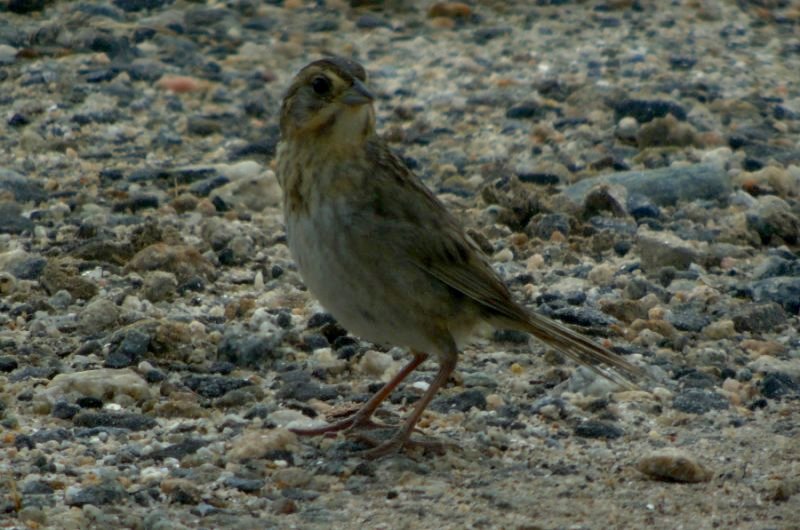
[285,202,471,356]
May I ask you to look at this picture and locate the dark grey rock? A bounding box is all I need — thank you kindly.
[752,256,800,280]
[751,277,800,314]
[52,400,80,420]
[677,370,717,389]
[112,194,160,213]
[732,303,787,333]
[243,16,277,32]
[307,19,339,32]
[76,396,103,409]
[218,332,281,368]
[551,306,615,328]
[474,27,511,44]
[149,438,208,461]
[0,356,18,372]
[82,67,119,83]
[667,306,710,332]
[276,380,339,402]
[672,389,730,414]
[8,0,47,14]
[184,7,230,27]
[0,202,34,234]
[587,216,638,236]
[183,375,252,399]
[126,60,165,82]
[574,420,623,439]
[282,488,320,501]
[613,98,688,122]
[142,369,164,383]
[527,212,570,239]
[187,115,224,136]
[66,481,127,507]
[72,411,157,430]
[516,172,560,185]
[506,101,544,120]
[0,168,47,203]
[627,193,661,219]
[72,3,124,19]
[14,434,35,450]
[22,480,54,495]
[356,14,389,29]
[7,113,29,127]
[114,328,151,361]
[759,373,799,400]
[430,389,487,413]
[669,55,697,70]
[189,175,230,197]
[308,312,336,328]
[112,0,173,12]
[9,366,58,382]
[224,477,265,493]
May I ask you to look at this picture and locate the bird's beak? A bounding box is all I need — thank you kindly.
[340,79,375,106]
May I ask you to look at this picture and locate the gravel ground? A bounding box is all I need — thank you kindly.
[1,1,799,529]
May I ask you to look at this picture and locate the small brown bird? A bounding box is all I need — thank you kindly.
[276,56,644,458]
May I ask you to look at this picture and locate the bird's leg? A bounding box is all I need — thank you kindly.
[289,351,428,436]
[359,352,457,459]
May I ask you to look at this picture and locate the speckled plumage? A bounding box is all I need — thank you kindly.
[276,57,645,457]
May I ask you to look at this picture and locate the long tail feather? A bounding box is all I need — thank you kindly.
[517,312,647,390]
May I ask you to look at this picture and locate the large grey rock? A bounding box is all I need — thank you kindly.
[562,163,731,206]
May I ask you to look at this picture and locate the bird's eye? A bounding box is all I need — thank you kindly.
[311,75,332,96]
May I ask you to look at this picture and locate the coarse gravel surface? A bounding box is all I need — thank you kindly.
[0,1,799,529]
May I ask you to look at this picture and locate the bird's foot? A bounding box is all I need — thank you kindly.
[350,429,453,459]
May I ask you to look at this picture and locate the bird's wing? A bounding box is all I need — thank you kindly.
[362,138,646,386]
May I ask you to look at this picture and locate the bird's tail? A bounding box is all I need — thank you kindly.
[509,312,647,390]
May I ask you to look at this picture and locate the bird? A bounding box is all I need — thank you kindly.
[276,56,645,458]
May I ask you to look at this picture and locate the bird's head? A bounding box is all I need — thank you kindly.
[279,56,376,147]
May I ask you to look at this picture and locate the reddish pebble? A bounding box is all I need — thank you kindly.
[429,2,472,18]
[157,75,202,93]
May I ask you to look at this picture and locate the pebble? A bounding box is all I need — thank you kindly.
[759,373,799,399]
[209,167,281,212]
[750,276,800,314]
[39,368,152,411]
[40,259,98,300]
[65,481,128,507]
[527,213,571,240]
[125,244,215,283]
[613,99,688,123]
[573,419,624,439]
[731,303,787,333]
[217,330,282,368]
[78,298,120,334]
[142,271,178,302]
[636,449,713,483]
[358,350,394,378]
[636,115,698,148]
[227,430,296,462]
[562,164,731,207]
[702,319,736,340]
[672,389,730,414]
[183,375,252,399]
[430,389,487,413]
[637,228,698,273]
[72,411,157,431]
